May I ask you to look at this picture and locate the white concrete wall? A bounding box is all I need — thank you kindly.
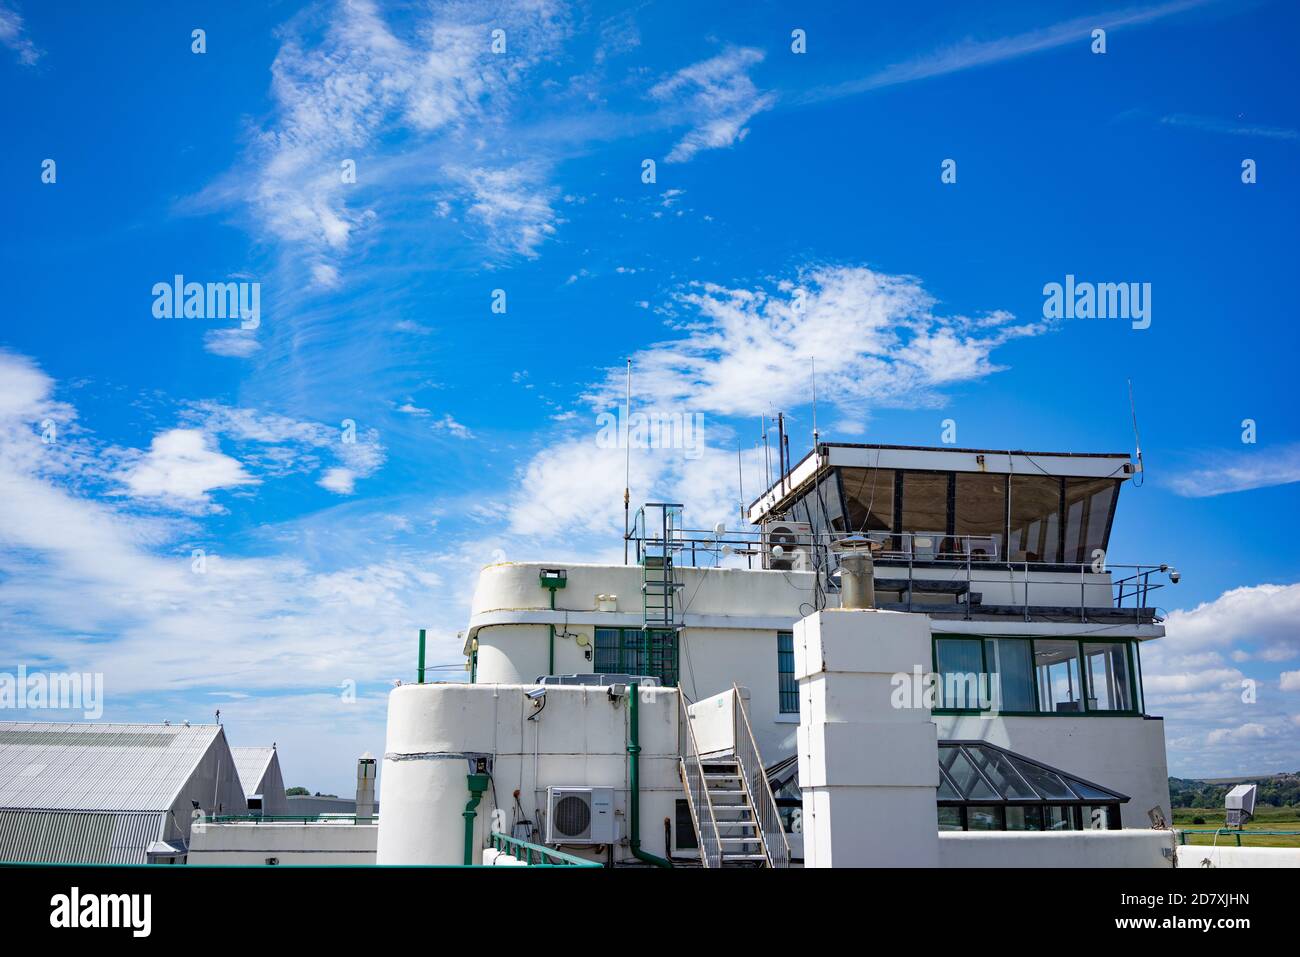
[797,609,940,867]
[935,714,1169,829]
[939,830,1175,867]
[188,822,377,865]
[377,682,684,866]
[1175,844,1300,868]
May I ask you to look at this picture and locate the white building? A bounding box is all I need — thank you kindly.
[439,442,1178,863]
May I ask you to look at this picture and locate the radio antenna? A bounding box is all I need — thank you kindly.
[1127,378,1145,487]
[623,359,632,563]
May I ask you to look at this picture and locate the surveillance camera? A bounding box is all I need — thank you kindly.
[1169,569,1180,584]
[526,687,546,701]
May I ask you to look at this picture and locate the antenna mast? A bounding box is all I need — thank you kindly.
[810,356,819,449]
[1127,378,1145,485]
[623,359,632,564]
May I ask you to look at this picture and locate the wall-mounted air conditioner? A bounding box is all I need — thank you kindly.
[545,786,616,845]
[762,520,813,570]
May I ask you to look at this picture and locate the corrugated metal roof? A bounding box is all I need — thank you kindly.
[0,809,165,864]
[230,746,276,796]
[0,721,224,811]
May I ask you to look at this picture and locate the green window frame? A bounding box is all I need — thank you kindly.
[593,627,679,686]
[777,631,798,714]
[931,635,1142,717]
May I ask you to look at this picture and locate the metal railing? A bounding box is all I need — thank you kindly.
[488,831,603,866]
[730,684,791,869]
[677,692,723,868]
[207,814,369,824]
[1176,828,1300,847]
[626,516,1175,623]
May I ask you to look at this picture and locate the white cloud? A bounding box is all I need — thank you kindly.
[584,265,1048,419]
[120,429,259,508]
[0,1,41,65]
[1280,670,1300,692]
[1168,444,1300,497]
[650,47,775,163]
[203,328,261,358]
[318,467,357,495]
[445,164,559,258]
[1205,723,1270,747]
[1160,582,1300,662]
[431,414,474,439]
[808,0,1213,101]
[229,0,569,277]
[1160,113,1298,141]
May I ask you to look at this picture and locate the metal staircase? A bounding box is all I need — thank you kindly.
[677,686,791,868]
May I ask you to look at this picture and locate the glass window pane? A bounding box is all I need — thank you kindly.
[937,806,963,831]
[1005,806,1044,831]
[1070,781,1116,801]
[1081,805,1115,829]
[935,638,985,710]
[1063,478,1117,564]
[594,628,620,673]
[901,472,949,549]
[937,771,960,801]
[777,631,798,714]
[965,746,1038,800]
[1083,642,1132,711]
[954,472,1005,561]
[984,638,1035,712]
[839,467,894,534]
[939,747,998,800]
[1034,639,1083,712]
[1006,756,1075,800]
[1045,806,1076,831]
[966,806,1001,830]
[1008,476,1061,563]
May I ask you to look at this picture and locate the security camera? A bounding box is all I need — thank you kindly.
[1168,568,1181,584]
[526,687,546,701]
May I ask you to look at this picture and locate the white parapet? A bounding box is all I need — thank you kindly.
[795,608,939,867]
[376,681,681,866]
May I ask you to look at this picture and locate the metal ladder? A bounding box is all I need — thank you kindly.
[640,503,684,632]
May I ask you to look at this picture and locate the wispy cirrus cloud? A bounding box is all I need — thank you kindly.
[803,0,1215,102]
[1168,444,1300,497]
[650,46,775,163]
[0,1,41,66]
[202,0,570,283]
[1160,112,1299,141]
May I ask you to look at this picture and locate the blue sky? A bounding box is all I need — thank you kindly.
[1,0,1297,793]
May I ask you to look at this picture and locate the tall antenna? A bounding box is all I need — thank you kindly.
[761,415,771,487]
[1127,378,1145,485]
[737,445,745,526]
[623,359,632,564]
[810,356,819,449]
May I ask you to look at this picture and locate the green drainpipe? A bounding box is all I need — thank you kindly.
[463,773,489,866]
[548,588,556,675]
[417,628,426,684]
[627,681,672,868]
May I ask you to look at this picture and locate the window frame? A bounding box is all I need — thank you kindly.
[777,630,799,714]
[931,634,1142,717]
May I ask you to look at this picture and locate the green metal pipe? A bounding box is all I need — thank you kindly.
[463,773,489,866]
[417,628,426,684]
[627,681,672,868]
[547,588,556,675]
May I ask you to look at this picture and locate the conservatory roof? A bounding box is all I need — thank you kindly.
[938,741,1129,805]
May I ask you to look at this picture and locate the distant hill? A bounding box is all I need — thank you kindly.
[1169,772,1300,808]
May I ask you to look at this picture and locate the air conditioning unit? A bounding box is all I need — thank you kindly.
[762,520,813,570]
[546,786,616,845]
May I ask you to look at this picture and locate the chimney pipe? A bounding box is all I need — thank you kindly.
[355,754,376,823]
[839,550,877,610]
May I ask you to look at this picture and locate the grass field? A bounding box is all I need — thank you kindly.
[1173,806,1300,847]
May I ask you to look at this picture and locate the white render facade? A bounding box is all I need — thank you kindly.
[465,559,1170,830]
